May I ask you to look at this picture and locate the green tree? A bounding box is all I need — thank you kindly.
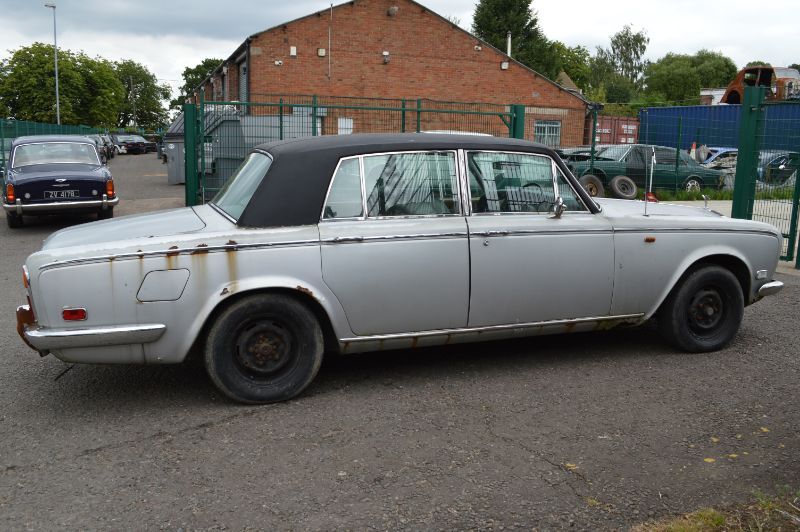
[597,24,649,90]
[114,60,170,130]
[644,54,701,103]
[745,60,771,67]
[471,0,560,79]
[789,63,800,71]
[692,49,737,87]
[643,50,737,104]
[0,42,85,124]
[552,42,591,91]
[75,54,125,128]
[170,57,223,110]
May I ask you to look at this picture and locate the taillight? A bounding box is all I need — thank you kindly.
[6,183,14,203]
[62,308,87,321]
[22,266,29,289]
[106,179,115,198]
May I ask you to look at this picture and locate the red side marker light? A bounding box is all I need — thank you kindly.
[645,192,659,202]
[62,308,87,321]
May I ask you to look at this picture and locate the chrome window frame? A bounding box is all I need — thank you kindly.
[320,150,463,222]
[210,149,274,223]
[462,149,588,216]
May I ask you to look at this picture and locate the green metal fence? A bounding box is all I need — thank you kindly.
[183,94,523,204]
[731,87,800,264]
[0,118,102,171]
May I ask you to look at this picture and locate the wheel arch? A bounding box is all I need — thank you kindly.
[651,253,751,319]
[185,286,343,364]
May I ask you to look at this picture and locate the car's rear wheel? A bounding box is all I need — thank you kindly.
[579,174,605,197]
[97,207,114,220]
[204,294,324,404]
[657,265,744,352]
[6,213,23,228]
[609,175,638,200]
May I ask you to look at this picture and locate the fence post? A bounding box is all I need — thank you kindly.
[311,95,318,136]
[589,106,598,174]
[183,103,199,207]
[731,86,766,220]
[511,104,525,139]
[401,99,406,133]
[416,99,422,133]
[0,119,5,173]
[674,116,682,189]
[279,98,284,140]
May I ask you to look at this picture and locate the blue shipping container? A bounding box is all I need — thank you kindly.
[638,102,800,152]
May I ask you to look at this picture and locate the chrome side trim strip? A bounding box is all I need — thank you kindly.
[613,227,780,238]
[321,232,468,244]
[470,229,613,237]
[757,280,784,298]
[25,323,166,350]
[39,238,320,271]
[340,313,645,343]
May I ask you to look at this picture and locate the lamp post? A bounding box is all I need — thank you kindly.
[44,3,60,125]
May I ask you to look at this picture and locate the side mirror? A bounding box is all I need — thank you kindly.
[551,196,566,219]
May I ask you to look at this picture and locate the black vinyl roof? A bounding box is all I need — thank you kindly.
[237,133,598,227]
[12,135,95,147]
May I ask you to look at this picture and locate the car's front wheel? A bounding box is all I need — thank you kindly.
[684,176,703,192]
[657,265,744,352]
[204,294,324,404]
[578,174,605,197]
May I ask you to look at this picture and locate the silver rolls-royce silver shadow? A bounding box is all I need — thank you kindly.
[16,134,784,403]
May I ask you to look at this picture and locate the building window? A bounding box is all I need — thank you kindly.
[534,120,561,147]
[337,117,354,135]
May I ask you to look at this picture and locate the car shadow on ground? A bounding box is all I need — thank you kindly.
[25,323,689,411]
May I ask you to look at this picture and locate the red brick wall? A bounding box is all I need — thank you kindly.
[218,0,588,145]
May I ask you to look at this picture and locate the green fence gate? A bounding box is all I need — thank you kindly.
[183,94,525,205]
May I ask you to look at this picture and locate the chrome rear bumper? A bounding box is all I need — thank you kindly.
[16,305,165,352]
[3,195,118,215]
[757,280,784,298]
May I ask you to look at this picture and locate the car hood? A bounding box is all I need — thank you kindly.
[594,198,724,218]
[42,207,207,251]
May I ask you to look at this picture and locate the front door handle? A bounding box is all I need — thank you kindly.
[330,236,364,243]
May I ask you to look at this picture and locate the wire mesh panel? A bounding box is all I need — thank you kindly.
[751,103,800,261]
[195,95,514,199]
[0,118,101,171]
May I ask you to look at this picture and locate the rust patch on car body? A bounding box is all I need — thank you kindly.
[191,244,209,255]
[220,287,230,296]
[295,285,313,297]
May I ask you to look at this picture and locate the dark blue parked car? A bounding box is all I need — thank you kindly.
[2,135,118,228]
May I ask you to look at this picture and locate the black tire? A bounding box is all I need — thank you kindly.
[204,294,324,404]
[657,265,744,352]
[609,175,638,200]
[97,207,114,220]
[578,174,605,197]
[684,176,703,192]
[6,213,23,228]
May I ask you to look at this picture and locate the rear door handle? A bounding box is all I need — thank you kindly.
[331,236,364,243]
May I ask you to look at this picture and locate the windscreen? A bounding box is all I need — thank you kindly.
[212,152,273,221]
[12,142,100,168]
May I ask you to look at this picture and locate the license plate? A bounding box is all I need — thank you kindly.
[44,190,78,199]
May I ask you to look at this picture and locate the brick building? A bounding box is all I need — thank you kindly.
[196,0,590,146]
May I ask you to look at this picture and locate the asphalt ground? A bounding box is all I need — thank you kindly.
[1,154,798,530]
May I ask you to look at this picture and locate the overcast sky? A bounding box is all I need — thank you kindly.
[1,0,796,101]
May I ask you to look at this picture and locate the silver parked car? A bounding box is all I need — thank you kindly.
[16,134,784,404]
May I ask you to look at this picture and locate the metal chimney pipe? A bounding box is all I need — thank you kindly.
[506,31,511,57]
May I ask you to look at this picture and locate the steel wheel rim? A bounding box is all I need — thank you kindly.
[687,288,724,332]
[234,319,296,378]
[686,179,701,192]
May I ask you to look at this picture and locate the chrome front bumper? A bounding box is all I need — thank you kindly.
[3,195,119,215]
[757,280,784,298]
[16,305,165,352]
